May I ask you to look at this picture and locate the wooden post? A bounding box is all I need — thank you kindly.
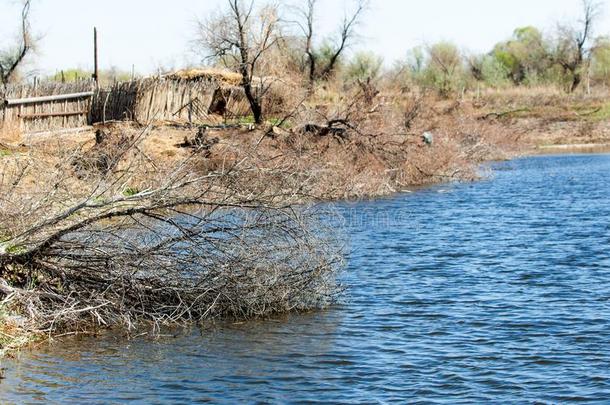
[93,27,99,86]
[587,64,591,96]
[33,77,37,118]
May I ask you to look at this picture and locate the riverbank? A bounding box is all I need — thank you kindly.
[0,88,607,357]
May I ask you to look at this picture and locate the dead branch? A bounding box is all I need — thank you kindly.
[478,108,530,120]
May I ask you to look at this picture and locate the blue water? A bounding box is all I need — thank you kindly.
[2,153,610,403]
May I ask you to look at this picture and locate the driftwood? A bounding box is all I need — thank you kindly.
[478,108,530,120]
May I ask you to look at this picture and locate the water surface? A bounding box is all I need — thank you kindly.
[2,153,610,403]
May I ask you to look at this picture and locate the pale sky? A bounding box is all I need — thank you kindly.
[0,0,609,76]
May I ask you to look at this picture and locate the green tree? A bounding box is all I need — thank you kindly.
[481,55,511,87]
[422,42,465,97]
[491,26,548,85]
[591,36,610,85]
[344,51,383,83]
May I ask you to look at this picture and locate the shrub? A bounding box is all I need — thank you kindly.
[344,51,383,83]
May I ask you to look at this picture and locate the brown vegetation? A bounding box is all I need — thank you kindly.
[2,0,609,357]
[2,57,606,355]
[0,72,530,349]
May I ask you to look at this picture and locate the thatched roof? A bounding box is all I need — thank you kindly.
[165,68,243,86]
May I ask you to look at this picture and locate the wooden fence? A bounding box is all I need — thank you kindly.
[1,75,289,134]
[1,81,95,133]
[90,77,252,124]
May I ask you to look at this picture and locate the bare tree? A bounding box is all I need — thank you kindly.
[293,0,317,85]
[0,0,32,85]
[196,0,281,124]
[553,0,602,92]
[292,0,367,84]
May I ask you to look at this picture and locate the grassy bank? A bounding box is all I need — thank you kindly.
[470,87,610,148]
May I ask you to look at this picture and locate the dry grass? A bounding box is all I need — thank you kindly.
[0,121,23,145]
[463,85,610,147]
[472,85,610,113]
[165,68,243,85]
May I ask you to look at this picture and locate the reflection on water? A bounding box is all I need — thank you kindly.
[2,153,610,403]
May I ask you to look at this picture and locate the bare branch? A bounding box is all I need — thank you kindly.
[0,0,33,85]
[552,0,603,92]
[319,0,368,79]
[0,125,345,334]
[194,0,283,124]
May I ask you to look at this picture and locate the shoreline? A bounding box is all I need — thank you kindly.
[3,146,609,359]
[531,143,610,154]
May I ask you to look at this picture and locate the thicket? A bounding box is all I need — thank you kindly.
[387,1,607,97]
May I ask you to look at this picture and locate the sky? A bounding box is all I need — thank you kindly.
[1,0,609,76]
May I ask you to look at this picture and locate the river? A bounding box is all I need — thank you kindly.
[2,153,610,403]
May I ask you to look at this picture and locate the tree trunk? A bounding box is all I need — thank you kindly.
[308,53,316,87]
[570,71,582,93]
[243,82,263,124]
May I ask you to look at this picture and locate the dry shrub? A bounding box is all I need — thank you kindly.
[261,77,305,118]
[257,87,468,196]
[294,87,520,190]
[72,129,135,175]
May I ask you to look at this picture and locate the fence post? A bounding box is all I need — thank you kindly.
[93,27,99,87]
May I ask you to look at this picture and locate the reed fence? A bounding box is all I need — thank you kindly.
[1,75,287,135]
[90,77,252,124]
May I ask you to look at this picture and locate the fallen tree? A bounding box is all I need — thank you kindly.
[0,125,344,337]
